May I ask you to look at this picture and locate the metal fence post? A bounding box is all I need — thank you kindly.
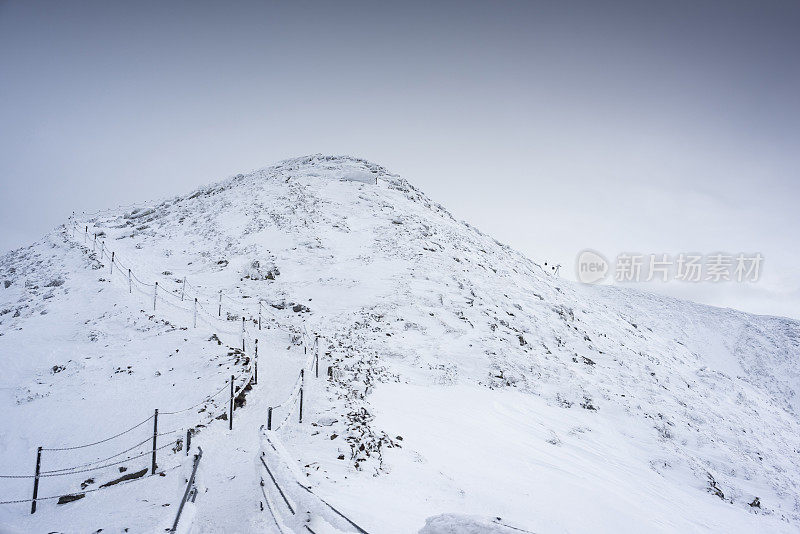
[151,409,158,475]
[30,446,42,514]
[299,369,304,423]
[229,375,234,430]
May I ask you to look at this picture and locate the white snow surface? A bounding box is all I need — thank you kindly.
[1,154,799,533]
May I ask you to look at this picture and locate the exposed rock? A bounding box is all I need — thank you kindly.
[57,493,85,505]
[100,467,148,488]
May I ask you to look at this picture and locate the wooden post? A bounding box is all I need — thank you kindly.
[151,409,158,475]
[181,277,186,301]
[110,251,114,274]
[193,298,197,328]
[315,351,319,378]
[154,282,158,311]
[186,430,191,456]
[30,446,42,514]
[267,407,272,430]
[229,375,234,430]
[299,370,304,423]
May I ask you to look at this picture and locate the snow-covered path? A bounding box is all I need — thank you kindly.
[189,327,310,533]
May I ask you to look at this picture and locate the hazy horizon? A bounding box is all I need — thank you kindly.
[1,0,798,319]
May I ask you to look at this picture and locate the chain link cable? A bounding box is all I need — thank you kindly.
[41,414,155,452]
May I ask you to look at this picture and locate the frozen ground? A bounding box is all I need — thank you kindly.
[1,154,799,533]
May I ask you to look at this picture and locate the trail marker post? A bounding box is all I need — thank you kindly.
[242,317,245,352]
[193,298,197,328]
[218,290,222,317]
[111,252,115,274]
[267,407,272,430]
[151,409,159,475]
[254,339,258,385]
[93,233,96,252]
[154,282,158,311]
[128,269,132,294]
[181,277,186,301]
[186,430,191,456]
[30,446,42,514]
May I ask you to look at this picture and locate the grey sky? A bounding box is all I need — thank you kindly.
[1,1,798,318]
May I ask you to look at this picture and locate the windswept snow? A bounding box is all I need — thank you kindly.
[2,154,799,533]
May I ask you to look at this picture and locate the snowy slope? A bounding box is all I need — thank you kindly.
[1,154,799,533]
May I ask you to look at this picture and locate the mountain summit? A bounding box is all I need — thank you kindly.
[1,155,798,533]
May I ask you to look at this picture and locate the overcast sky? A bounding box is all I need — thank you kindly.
[1,1,798,319]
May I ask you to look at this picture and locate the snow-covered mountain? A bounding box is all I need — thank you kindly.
[1,154,799,533]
